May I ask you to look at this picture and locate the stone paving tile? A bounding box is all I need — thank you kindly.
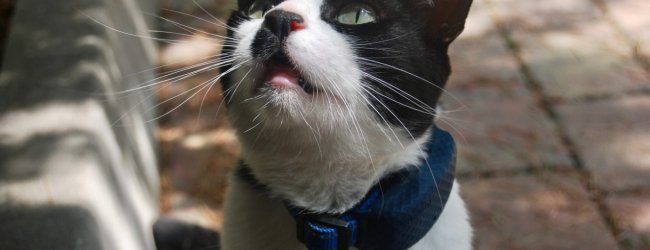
[606,191,650,250]
[460,173,619,250]
[600,0,650,68]
[557,95,650,192]
[488,0,649,101]
[441,2,572,173]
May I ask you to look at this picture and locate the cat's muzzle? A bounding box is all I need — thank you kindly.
[249,9,318,95]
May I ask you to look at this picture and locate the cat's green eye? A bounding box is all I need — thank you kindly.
[247,1,274,19]
[337,3,377,25]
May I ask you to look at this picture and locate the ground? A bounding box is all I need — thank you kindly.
[155,0,650,249]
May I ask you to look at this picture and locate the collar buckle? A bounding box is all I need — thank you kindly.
[296,214,353,250]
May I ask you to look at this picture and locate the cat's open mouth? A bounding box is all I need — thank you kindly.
[259,54,318,94]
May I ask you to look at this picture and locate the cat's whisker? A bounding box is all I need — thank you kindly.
[362,85,445,209]
[362,75,454,192]
[141,59,249,123]
[161,7,239,35]
[357,58,466,109]
[243,119,264,134]
[225,67,254,104]
[232,95,270,136]
[423,157,445,208]
[251,112,262,124]
[149,29,241,47]
[361,86,413,141]
[146,72,224,121]
[433,115,469,144]
[190,0,239,33]
[113,57,234,96]
[321,75,358,142]
[351,29,420,46]
[222,61,256,103]
[110,80,175,127]
[361,72,439,115]
[349,46,402,54]
[360,74,466,141]
[212,62,259,123]
[362,55,414,60]
[83,12,188,45]
[155,55,234,80]
[436,105,469,115]
[434,107,473,144]
[366,84,437,117]
[356,85,404,146]
[348,76,402,144]
[124,52,225,80]
[251,112,269,146]
[358,87,407,147]
[99,62,225,111]
[149,29,217,41]
[111,63,220,126]
[242,94,266,103]
[323,76,377,178]
[197,66,250,124]
[147,12,237,42]
[157,54,234,75]
[358,85,422,208]
[352,19,429,47]
[297,109,323,158]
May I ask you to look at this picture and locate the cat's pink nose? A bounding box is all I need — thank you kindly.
[263,10,305,41]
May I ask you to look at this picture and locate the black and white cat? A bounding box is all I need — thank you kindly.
[219,0,473,249]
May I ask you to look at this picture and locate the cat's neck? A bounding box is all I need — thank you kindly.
[238,126,432,213]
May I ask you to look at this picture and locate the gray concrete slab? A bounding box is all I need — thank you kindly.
[489,0,649,101]
[0,0,159,249]
[461,173,620,250]
[557,96,650,192]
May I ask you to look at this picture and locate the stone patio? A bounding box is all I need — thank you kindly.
[156,0,650,249]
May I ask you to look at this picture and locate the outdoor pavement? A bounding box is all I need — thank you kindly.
[156,0,650,249]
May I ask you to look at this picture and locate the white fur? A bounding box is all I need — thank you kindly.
[222,0,473,249]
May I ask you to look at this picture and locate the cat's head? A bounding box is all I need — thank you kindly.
[220,0,471,211]
[221,0,471,135]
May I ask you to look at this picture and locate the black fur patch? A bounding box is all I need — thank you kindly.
[320,0,454,137]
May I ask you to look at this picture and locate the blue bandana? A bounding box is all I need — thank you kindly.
[236,127,457,250]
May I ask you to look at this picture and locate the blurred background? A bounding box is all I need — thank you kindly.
[1,0,649,249]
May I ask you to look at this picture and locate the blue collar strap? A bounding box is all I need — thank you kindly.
[236,127,457,250]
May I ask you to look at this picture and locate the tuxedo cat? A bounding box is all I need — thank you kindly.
[219,0,473,249]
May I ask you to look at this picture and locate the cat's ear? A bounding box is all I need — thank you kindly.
[424,0,473,44]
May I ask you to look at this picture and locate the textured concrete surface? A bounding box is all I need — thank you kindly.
[606,192,650,249]
[558,96,650,192]
[600,0,650,70]
[490,0,649,101]
[461,173,619,250]
[0,0,159,249]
